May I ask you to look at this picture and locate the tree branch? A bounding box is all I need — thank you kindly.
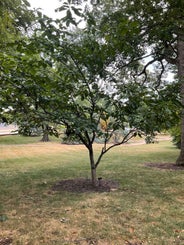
[95,128,138,169]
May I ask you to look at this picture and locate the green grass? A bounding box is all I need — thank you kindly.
[0,134,61,145]
[0,135,184,244]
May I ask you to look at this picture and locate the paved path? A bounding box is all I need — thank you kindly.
[0,124,18,135]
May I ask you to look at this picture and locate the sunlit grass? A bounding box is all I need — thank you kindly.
[0,134,61,145]
[0,135,183,244]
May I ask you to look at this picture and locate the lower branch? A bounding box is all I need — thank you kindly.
[95,129,139,169]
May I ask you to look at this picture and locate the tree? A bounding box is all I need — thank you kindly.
[84,0,184,165]
[0,0,36,124]
[0,35,60,140]
[0,0,35,47]
[2,14,180,185]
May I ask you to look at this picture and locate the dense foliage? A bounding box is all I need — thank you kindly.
[1,0,183,184]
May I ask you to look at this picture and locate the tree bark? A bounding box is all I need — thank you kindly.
[40,131,50,142]
[88,146,97,186]
[176,34,184,166]
[40,125,50,142]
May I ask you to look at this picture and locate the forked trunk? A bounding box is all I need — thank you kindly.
[88,146,97,186]
[176,34,184,166]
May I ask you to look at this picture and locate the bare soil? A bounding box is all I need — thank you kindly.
[145,162,184,171]
[52,178,119,193]
[0,237,13,245]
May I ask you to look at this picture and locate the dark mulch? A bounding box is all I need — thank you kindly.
[52,178,119,193]
[0,238,13,245]
[125,242,143,245]
[145,163,184,171]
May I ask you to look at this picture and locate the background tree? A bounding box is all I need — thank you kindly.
[0,35,60,141]
[0,0,36,124]
[0,0,35,47]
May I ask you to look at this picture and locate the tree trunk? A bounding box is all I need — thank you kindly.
[40,131,50,142]
[91,167,97,186]
[88,146,97,186]
[40,125,50,142]
[176,34,184,166]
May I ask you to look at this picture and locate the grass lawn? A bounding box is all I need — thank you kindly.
[0,135,183,244]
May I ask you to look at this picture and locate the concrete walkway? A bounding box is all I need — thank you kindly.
[0,124,18,135]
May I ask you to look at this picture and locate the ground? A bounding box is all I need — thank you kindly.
[52,178,119,193]
[0,135,183,245]
[145,162,184,171]
[0,237,13,245]
[52,162,184,193]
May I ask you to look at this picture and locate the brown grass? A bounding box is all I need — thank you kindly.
[0,142,86,160]
[0,136,183,244]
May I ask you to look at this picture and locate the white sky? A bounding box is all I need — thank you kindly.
[28,0,62,18]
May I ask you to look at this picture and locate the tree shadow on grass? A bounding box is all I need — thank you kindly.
[145,162,184,171]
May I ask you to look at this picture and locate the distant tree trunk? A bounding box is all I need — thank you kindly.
[176,34,184,166]
[88,145,97,186]
[40,125,50,142]
[41,132,50,142]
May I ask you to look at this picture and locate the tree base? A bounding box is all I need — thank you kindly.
[52,178,119,193]
[176,154,184,166]
[40,133,50,142]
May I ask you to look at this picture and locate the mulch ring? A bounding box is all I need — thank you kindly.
[0,237,13,245]
[52,178,119,193]
[145,163,184,171]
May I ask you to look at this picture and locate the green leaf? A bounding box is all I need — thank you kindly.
[71,6,82,17]
[56,5,67,12]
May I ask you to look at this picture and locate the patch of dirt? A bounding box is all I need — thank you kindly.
[52,178,119,193]
[0,238,13,245]
[145,163,184,171]
[125,242,143,245]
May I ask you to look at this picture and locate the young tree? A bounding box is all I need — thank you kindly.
[84,0,184,165]
[2,14,179,185]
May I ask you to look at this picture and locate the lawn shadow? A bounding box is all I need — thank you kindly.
[145,162,184,171]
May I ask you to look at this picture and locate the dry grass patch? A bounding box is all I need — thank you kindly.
[0,142,86,160]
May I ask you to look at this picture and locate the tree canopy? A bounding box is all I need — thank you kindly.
[0,0,36,124]
[1,0,183,185]
[0,0,35,45]
[84,0,184,165]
